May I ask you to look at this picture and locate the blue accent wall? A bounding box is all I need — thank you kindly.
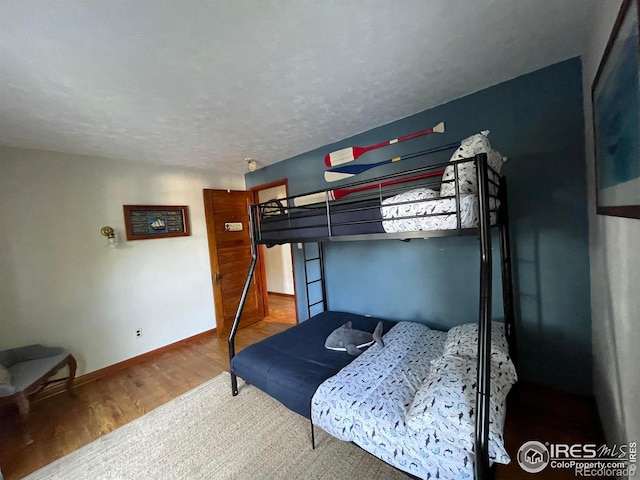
[246,58,591,394]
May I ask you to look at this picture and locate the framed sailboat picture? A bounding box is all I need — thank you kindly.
[592,0,640,219]
[123,205,191,240]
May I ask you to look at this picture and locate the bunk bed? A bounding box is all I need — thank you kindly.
[227,138,518,480]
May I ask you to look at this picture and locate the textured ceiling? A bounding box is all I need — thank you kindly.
[0,0,597,174]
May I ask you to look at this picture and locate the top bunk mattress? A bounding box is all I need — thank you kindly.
[230,310,397,419]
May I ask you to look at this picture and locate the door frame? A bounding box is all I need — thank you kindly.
[250,178,299,325]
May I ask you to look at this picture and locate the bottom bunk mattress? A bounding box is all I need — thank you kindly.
[229,310,397,419]
[311,321,515,480]
[311,322,456,479]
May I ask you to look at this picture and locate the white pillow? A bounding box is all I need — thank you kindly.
[405,354,516,464]
[444,322,514,374]
[440,131,506,197]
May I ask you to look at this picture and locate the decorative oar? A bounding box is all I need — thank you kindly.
[324,141,460,183]
[325,122,445,167]
[293,170,445,207]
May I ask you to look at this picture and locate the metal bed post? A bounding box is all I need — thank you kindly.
[474,153,492,480]
[499,178,518,366]
[454,160,462,230]
[228,205,259,396]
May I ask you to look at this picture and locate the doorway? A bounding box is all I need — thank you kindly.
[251,180,298,325]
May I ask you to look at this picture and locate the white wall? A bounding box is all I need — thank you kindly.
[582,0,640,448]
[257,185,294,295]
[0,146,244,375]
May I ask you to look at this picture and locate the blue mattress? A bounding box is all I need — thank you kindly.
[230,310,397,419]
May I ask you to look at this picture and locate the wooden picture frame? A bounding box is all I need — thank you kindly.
[592,0,640,219]
[123,205,191,240]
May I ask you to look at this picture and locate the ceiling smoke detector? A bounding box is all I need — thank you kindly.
[245,158,257,172]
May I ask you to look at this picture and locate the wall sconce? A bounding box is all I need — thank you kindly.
[246,158,257,172]
[100,226,118,248]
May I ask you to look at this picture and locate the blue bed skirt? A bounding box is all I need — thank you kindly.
[230,310,396,419]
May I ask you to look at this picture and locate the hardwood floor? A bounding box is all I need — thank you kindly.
[1,296,606,479]
[263,293,297,325]
[0,295,295,480]
[496,383,608,479]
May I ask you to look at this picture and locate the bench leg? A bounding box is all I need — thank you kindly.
[66,354,77,394]
[15,392,33,445]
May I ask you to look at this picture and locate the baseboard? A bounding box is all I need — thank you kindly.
[35,328,217,402]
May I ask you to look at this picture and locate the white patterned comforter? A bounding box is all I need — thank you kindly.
[380,188,498,233]
[311,322,476,480]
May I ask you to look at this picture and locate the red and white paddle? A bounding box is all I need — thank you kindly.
[292,170,445,207]
[324,122,445,167]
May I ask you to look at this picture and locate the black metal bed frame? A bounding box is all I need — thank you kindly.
[228,153,517,480]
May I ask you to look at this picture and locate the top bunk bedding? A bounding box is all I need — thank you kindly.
[254,131,506,246]
[259,188,499,244]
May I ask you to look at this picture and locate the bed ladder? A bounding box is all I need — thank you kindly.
[302,242,327,319]
[302,242,326,449]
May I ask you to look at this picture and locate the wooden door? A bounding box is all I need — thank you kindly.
[203,189,267,336]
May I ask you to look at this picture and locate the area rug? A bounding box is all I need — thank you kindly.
[25,372,409,479]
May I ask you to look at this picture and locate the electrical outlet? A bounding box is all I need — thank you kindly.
[136,329,142,337]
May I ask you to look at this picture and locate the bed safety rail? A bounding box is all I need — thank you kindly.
[250,155,503,247]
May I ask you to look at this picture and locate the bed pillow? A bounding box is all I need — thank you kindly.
[380,187,439,232]
[444,322,514,373]
[405,354,516,464]
[440,131,506,198]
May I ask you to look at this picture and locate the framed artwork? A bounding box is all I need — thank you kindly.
[592,0,640,219]
[123,205,190,240]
